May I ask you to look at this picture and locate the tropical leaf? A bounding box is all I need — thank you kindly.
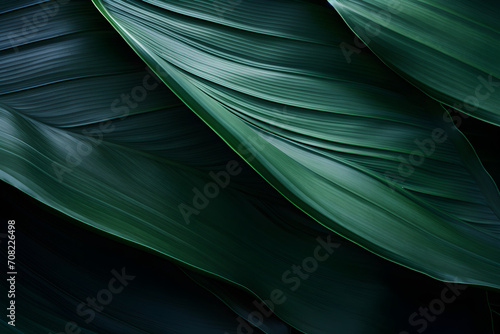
[1,0,499,333]
[2,183,496,334]
[0,182,277,334]
[92,0,500,289]
[328,0,500,126]
[2,1,485,333]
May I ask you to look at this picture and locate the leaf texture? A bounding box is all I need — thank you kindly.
[92,0,500,288]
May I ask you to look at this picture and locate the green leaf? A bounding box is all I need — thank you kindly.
[328,0,500,126]
[92,0,500,288]
[4,2,489,333]
[1,182,278,334]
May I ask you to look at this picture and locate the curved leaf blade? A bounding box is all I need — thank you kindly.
[92,0,500,288]
[329,0,500,126]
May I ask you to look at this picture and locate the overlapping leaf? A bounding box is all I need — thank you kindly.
[328,0,500,126]
[1,0,499,333]
[92,0,500,288]
[4,1,493,333]
[0,182,276,334]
